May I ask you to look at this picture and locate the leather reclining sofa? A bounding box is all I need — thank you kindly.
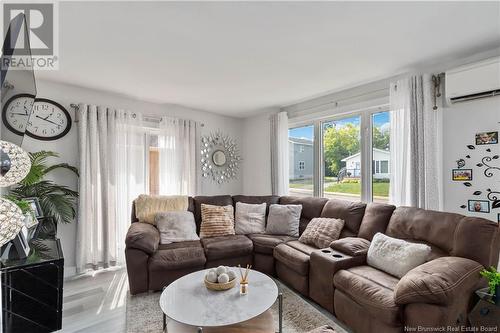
[125,195,500,333]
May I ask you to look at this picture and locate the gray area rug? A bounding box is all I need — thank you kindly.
[126,281,349,333]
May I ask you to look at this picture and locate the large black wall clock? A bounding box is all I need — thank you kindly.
[2,95,72,141]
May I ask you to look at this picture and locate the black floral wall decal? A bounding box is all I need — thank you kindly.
[481,156,500,178]
[467,145,475,150]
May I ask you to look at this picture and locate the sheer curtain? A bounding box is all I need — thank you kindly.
[270,111,289,195]
[77,105,147,273]
[158,117,199,195]
[389,75,442,210]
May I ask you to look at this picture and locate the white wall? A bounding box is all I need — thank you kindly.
[240,108,277,195]
[442,96,500,222]
[21,79,244,276]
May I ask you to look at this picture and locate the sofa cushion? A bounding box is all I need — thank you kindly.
[156,211,199,244]
[201,235,253,261]
[274,244,310,275]
[330,237,371,256]
[235,202,267,234]
[200,204,235,238]
[125,222,160,254]
[232,195,280,216]
[320,199,366,236]
[247,234,297,255]
[299,217,344,249]
[274,240,318,275]
[158,240,202,251]
[358,202,396,240]
[367,233,431,278]
[334,265,402,325]
[148,242,206,271]
[279,196,329,235]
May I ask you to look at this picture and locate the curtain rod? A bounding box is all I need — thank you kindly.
[69,103,204,127]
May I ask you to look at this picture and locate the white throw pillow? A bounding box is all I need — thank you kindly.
[235,202,267,235]
[367,233,431,278]
[155,211,199,244]
[266,204,302,237]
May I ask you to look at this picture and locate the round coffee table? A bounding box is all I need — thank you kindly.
[159,268,283,333]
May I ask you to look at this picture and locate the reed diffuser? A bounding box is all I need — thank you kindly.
[238,264,251,295]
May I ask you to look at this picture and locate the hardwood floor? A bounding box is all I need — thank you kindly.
[59,268,348,333]
[59,267,128,333]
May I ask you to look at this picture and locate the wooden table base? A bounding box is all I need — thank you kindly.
[165,309,275,333]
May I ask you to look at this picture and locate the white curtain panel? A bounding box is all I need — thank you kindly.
[76,105,147,273]
[270,111,289,195]
[158,117,198,196]
[389,75,442,210]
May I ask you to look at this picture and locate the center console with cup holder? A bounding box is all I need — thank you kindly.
[309,239,369,313]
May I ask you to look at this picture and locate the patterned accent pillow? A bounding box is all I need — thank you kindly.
[200,204,235,238]
[299,217,345,249]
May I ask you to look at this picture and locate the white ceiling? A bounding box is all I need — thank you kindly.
[37,1,500,117]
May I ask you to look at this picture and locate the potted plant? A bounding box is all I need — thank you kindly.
[480,266,500,305]
[8,151,78,236]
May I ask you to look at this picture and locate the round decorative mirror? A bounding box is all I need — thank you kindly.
[201,131,241,184]
[212,150,227,166]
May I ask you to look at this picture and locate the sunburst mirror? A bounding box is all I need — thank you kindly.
[200,131,241,184]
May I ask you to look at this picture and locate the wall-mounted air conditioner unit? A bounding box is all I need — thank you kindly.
[445,56,500,104]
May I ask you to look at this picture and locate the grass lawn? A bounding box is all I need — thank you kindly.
[324,182,389,197]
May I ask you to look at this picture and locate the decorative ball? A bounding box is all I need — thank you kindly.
[215,265,227,276]
[227,270,236,281]
[217,273,229,284]
[206,271,218,283]
[208,268,216,275]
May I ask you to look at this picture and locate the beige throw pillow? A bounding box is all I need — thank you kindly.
[134,194,189,224]
[200,204,235,238]
[299,217,345,249]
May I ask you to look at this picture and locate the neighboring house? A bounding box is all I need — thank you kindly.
[341,148,390,179]
[289,137,313,180]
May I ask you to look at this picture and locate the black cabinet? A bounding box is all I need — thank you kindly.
[1,238,64,333]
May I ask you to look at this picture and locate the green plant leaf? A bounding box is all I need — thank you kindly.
[8,150,79,224]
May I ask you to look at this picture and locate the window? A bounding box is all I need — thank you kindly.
[322,115,361,201]
[149,135,159,195]
[288,125,314,197]
[372,111,391,203]
[288,108,392,203]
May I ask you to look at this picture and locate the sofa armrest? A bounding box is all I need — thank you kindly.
[125,222,160,255]
[330,237,370,257]
[394,256,483,306]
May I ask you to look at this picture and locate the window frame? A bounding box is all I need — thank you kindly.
[288,105,390,203]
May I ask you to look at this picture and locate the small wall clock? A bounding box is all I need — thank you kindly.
[2,95,72,141]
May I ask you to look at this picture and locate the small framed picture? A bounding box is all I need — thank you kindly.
[25,197,43,218]
[498,213,500,223]
[468,200,490,213]
[452,169,472,181]
[475,131,498,145]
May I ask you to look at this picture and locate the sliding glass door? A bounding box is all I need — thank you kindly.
[322,116,362,201]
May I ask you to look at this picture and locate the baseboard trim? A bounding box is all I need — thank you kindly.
[64,266,77,278]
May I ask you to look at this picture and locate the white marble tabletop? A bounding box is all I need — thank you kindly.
[159,268,279,327]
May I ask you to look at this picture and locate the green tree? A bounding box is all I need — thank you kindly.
[323,124,360,176]
[373,127,390,151]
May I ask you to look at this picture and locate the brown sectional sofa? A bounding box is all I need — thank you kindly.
[125,195,500,333]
